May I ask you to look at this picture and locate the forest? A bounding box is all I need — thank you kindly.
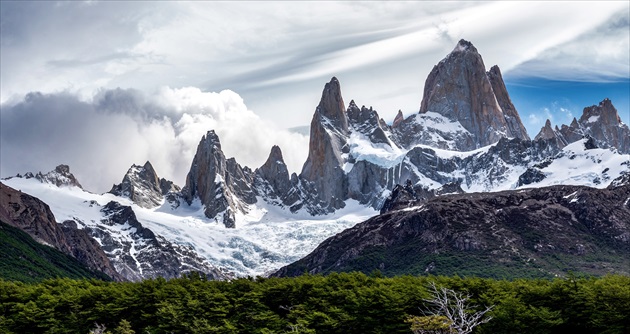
[1,272,629,333]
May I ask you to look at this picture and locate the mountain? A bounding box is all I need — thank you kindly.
[401,39,530,151]
[536,98,630,154]
[2,39,628,279]
[0,181,122,280]
[3,169,228,281]
[274,174,630,278]
[297,77,350,214]
[174,40,628,224]
[91,201,226,281]
[109,161,180,209]
[181,130,257,228]
[253,145,294,207]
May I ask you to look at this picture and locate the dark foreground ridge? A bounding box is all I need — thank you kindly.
[275,176,630,279]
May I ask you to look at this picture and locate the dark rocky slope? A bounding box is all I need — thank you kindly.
[274,177,630,278]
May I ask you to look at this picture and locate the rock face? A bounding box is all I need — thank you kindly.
[181,130,256,227]
[566,99,629,153]
[35,164,83,188]
[79,201,225,281]
[535,99,630,154]
[0,182,123,281]
[534,119,568,150]
[109,161,180,209]
[415,39,529,150]
[487,65,530,141]
[254,145,292,205]
[298,77,350,213]
[274,182,630,278]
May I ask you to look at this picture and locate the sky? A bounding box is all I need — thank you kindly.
[1,1,629,193]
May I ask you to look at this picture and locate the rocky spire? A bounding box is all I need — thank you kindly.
[299,77,350,213]
[419,39,529,149]
[109,161,178,209]
[558,99,630,153]
[535,119,556,141]
[487,65,530,140]
[181,130,256,228]
[254,145,292,204]
[534,119,568,150]
[346,101,390,145]
[316,76,348,132]
[35,164,83,188]
[392,110,404,128]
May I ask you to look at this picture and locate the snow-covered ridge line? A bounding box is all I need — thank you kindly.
[2,176,377,277]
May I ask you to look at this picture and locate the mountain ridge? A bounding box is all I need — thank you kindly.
[2,39,628,280]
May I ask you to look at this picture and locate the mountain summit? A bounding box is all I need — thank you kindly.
[418,39,530,149]
[109,161,180,209]
[299,77,350,213]
[535,98,630,154]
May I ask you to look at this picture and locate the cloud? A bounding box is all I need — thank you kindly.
[508,10,630,82]
[527,113,541,126]
[0,88,308,193]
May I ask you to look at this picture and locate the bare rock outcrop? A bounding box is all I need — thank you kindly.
[109,161,179,209]
[35,164,83,188]
[181,130,256,227]
[416,39,529,150]
[536,99,630,154]
[298,77,350,213]
[254,145,292,205]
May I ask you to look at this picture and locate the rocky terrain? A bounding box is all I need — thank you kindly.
[171,39,629,228]
[0,182,123,280]
[2,39,628,280]
[109,161,180,209]
[274,174,630,278]
[3,167,227,281]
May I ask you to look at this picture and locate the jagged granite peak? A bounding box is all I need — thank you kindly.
[452,38,477,53]
[535,119,555,141]
[578,99,629,153]
[534,119,568,150]
[35,164,83,188]
[299,77,350,213]
[317,76,348,132]
[181,130,256,227]
[556,99,630,154]
[255,145,291,202]
[346,102,390,145]
[109,161,175,209]
[392,110,404,128]
[487,65,530,140]
[0,182,123,281]
[559,118,584,144]
[418,39,529,150]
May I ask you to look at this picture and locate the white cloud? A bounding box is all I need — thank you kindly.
[0,88,308,193]
[528,113,541,126]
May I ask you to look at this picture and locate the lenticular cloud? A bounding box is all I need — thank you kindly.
[0,87,308,193]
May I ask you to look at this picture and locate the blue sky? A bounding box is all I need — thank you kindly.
[1,1,628,192]
[507,78,630,136]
